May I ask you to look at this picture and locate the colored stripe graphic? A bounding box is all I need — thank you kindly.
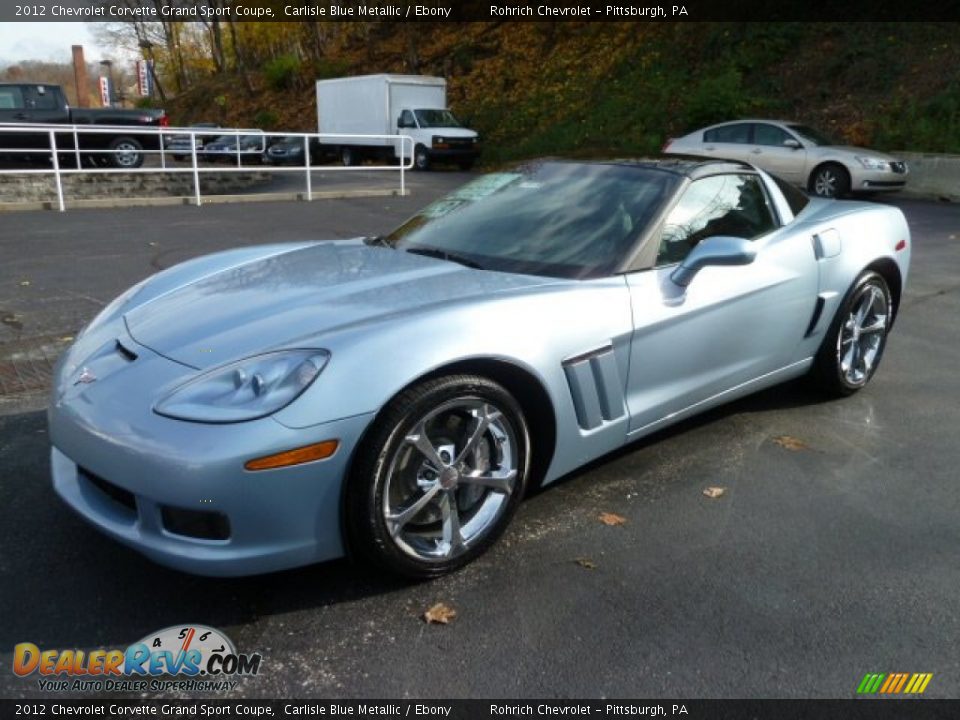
[856,672,932,694]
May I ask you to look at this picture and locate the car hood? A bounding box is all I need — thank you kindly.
[124,240,555,370]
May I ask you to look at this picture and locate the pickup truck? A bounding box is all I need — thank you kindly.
[0,83,167,168]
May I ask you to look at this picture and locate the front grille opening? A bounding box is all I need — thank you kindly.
[161,506,231,541]
[80,468,137,512]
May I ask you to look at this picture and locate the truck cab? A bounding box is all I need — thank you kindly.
[397,108,478,170]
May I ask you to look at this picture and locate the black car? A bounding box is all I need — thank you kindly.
[201,133,266,164]
[164,123,221,161]
[263,135,329,165]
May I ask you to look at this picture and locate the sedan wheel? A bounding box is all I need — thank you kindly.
[811,271,892,396]
[810,163,850,198]
[346,375,529,577]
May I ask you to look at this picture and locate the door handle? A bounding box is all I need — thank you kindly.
[750,148,762,154]
[704,146,715,151]
[13,113,28,120]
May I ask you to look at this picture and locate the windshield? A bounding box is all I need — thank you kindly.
[384,162,680,279]
[787,124,834,146]
[414,109,462,128]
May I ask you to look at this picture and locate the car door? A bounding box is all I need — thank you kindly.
[624,172,818,434]
[0,85,29,151]
[700,123,752,163]
[745,123,807,183]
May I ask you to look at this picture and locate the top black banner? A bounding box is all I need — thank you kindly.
[3,0,960,22]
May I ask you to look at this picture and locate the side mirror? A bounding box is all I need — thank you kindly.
[783,138,802,150]
[670,236,757,287]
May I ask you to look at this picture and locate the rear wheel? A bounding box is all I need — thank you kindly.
[345,375,530,578]
[810,271,892,396]
[107,137,144,169]
[810,162,850,198]
[340,146,359,167]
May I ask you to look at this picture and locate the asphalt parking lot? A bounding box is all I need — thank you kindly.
[0,185,958,699]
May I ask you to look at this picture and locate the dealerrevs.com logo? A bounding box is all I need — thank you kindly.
[13,625,262,693]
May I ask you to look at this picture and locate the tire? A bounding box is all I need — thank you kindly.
[172,155,186,162]
[809,162,850,198]
[458,159,476,171]
[107,137,144,169]
[345,374,530,578]
[413,144,431,171]
[810,271,892,397]
[340,146,359,167]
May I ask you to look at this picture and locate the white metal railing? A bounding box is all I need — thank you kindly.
[0,123,415,211]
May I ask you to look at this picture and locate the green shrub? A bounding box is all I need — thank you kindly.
[264,54,301,91]
[253,110,278,130]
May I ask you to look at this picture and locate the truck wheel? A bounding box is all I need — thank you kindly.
[340,146,359,167]
[108,137,144,169]
[414,145,431,171]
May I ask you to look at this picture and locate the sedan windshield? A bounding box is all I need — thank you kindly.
[787,124,834,146]
[384,162,680,279]
[414,109,462,128]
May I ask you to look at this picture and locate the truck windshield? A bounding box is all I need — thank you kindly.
[414,109,462,128]
[384,162,679,279]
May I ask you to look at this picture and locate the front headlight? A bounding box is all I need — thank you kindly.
[155,350,330,423]
[855,156,889,170]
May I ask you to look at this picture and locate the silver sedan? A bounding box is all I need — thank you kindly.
[664,119,909,198]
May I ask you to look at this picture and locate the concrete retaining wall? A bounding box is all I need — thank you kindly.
[0,170,271,204]
[896,152,960,202]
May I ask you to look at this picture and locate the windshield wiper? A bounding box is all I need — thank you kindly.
[405,246,485,270]
[364,235,389,246]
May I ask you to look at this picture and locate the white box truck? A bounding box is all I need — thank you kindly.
[316,74,479,170]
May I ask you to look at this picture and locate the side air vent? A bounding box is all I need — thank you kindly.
[563,345,626,431]
[115,339,138,362]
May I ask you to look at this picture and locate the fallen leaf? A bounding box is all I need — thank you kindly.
[19,280,30,286]
[59,335,74,342]
[598,512,627,526]
[423,602,457,625]
[773,435,809,451]
[703,486,726,499]
[574,558,596,569]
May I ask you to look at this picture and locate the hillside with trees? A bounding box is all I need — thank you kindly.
[12,19,960,163]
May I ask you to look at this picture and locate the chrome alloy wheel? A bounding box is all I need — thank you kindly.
[814,167,839,197]
[382,398,519,562]
[836,282,889,386]
[113,141,140,168]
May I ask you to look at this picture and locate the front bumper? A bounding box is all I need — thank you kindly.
[429,146,479,161]
[851,164,908,192]
[48,338,373,576]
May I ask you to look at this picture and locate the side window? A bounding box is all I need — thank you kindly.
[753,123,791,146]
[703,123,751,144]
[24,86,58,110]
[0,86,25,109]
[656,174,778,266]
[399,110,415,128]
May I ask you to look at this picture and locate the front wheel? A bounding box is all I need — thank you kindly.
[810,162,850,198]
[810,271,892,396]
[413,144,431,171]
[345,375,530,578]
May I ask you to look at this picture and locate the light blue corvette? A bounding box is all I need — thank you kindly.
[49,160,911,578]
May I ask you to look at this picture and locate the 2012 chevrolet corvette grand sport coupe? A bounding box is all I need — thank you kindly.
[49,160,911,579]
